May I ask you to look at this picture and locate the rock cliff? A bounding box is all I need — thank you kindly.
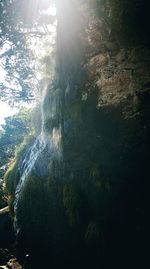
[5,0,150,268]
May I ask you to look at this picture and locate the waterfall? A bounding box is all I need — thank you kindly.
[13,84,63,232]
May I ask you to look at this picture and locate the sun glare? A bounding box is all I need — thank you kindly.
[0,102,18,127]
[0,65,6,82]
[0,1,56,128]
[41,5,56,16]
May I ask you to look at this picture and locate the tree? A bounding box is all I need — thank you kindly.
[0,108,32,207]
[0,108,32,179]
[0,0,56,105]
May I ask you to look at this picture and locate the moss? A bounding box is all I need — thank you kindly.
[63,184,80,226]
[90,167,111,191]
[89,162,100,179]
[43,116,60,132]
[42,87,63,133]
[15,134,35,161]
[16,174,68,253]
[4,161,19,216]
[70,102,82,125]
[5,161,19,197]
[85,220,100,243]
[4,134,35,216]
[18,175,48,218]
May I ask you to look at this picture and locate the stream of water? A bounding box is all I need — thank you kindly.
[13,86,62,233]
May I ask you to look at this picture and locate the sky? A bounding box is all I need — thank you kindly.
[0,53,17,126]
[0,3,56,128]
[0,101,17,126]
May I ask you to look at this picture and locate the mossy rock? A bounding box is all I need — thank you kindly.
[63,184,80,226]
[85,220,100,243]
[4,135,35,215]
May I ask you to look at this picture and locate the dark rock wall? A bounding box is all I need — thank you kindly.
[56,0,150,267]
[6,1,150,268]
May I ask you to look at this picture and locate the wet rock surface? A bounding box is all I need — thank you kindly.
[3,1,150,268]
[0,248,13,265]
[0,249,22,269]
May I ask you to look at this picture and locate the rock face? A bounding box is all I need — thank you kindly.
[56,2,150,267]
[0,208,14,248]
[87,46,150,110]
[5,0,150,268]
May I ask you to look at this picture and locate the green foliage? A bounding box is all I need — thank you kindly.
[0,108,32,178]
[14,134,35,160]
[4,134,35,215]
[0,0,56,104]
[4,161,18,197]
[4,161,19,215]
[0,106,33,210]
[0,178,7,208]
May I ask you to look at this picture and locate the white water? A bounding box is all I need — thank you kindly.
[13,87,62,226]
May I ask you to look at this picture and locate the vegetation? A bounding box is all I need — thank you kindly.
[0,109,33,208]
[0,1,149,268]
[0,0,56,105]
[0,0,56,208]
[4,134,35,214]
[0,109,32,178]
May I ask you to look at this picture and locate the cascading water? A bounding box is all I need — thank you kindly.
[13,84,63,233]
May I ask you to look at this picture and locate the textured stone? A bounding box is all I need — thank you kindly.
[85,37,150,113]
[116,49,127,63]
[7,1,150,268]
